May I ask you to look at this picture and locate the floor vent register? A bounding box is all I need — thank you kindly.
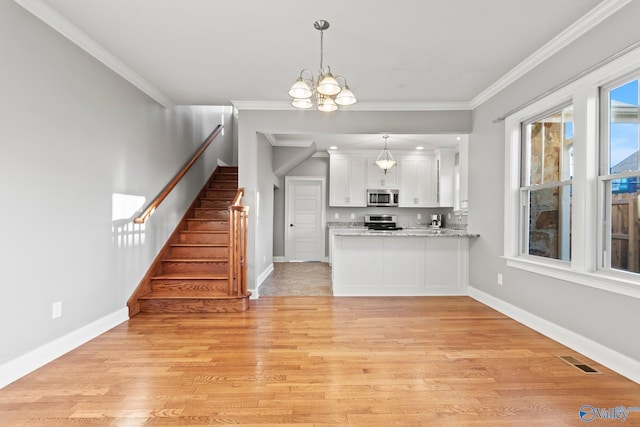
[557,355,601,374]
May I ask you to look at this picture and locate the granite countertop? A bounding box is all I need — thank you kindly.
[327,222,366,229]
[332,228,479,237]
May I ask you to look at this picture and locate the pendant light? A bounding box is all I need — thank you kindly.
[375,135,396,174]
[288,20,357,112]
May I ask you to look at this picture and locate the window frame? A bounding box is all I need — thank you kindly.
[519,104,574,262]
[503,45,640,300]
[598,74,640,276]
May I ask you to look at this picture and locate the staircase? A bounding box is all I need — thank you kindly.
[128,166,250,315]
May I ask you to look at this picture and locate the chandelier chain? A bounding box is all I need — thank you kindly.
[319,29,324,72]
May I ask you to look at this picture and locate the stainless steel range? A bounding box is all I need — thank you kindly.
[364,214,403,231]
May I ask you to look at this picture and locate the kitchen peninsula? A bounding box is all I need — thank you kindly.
[331,229,478,296]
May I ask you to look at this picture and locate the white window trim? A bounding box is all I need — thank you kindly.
[504,44,640,300]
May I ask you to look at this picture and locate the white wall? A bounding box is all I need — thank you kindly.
[0,1,233,369]
[255,134,277,282]
[468,1,640,368]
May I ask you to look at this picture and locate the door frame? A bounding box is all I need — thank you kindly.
[284,176,327,262]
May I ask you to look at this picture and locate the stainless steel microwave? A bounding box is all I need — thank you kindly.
[367,189,399,207]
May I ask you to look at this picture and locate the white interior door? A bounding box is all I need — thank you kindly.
[285,177,325,261]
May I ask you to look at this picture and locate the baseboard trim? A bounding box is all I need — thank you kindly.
[0,307,129,389]
[252,263,274,299]
[273,256,286,263]
[468,286,640,385]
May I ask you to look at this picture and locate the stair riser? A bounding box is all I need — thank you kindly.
[205,190,237,199]
[193,209,229,220]
[151,279,229,293]
[162,261,228,274]
[187,221,228,231]
[179,232,228,244]
[200,199,231,208]
[214,170,237,177]
[140,297,249,313]
[208,181,237,190]
[170,246,228,258]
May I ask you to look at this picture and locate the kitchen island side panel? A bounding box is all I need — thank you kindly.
[332,235,384,288]
[332,234,470,296]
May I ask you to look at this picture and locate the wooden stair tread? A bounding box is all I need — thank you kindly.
[180,230,227,234]
[171,243,228,247]
[162,257,228,262]
[139,291,246,300]
[152,273,227,280]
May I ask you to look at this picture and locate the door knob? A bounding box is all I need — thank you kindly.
[290,224,294,227]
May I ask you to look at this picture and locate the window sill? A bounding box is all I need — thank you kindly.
[502,256,640,299]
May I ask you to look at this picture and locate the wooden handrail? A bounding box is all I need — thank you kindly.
[134,124,224,224]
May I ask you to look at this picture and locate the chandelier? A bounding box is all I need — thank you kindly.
[288,20,357,112]
[375,135,396,174]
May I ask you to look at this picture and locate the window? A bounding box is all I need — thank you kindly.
[503,44,640,298]
[521,106,573,261]
[601,78,640,274]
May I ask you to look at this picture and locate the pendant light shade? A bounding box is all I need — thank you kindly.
[288,20,357,112]
[335,85,357,106]
[375,135,396,174]
[291,97,314,109]
[317,95,338,112]
[317,71,341,96]
[288,77,313,99]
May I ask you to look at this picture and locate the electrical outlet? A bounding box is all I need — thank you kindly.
[350,213,355,219]
[52,301,62,319]
[417,213,421,220]
[497,274,503,285]
[334,212,339,219]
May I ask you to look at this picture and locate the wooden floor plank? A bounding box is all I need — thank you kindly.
[1,296,639,426]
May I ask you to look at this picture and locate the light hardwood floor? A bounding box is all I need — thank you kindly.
[1,297,639,426]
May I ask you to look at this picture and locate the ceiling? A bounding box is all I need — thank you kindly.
[25,0,609,150]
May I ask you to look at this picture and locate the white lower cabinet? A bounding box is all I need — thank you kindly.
[332,235,469,296]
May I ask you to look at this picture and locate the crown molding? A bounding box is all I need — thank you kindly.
[470,0,632,109]
[14,0,175,109]
[271,140,316,148]
[231,100,471,112]
[15,0,628,113]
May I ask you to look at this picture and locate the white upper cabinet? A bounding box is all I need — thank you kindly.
[329,156,366,207]
[398,157,437,207]
[329,149,458,208]
[366,157,399,189]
